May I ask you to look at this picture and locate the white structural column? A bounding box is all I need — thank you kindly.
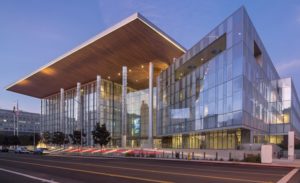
[96,75,102,124]
[148,62,153,148]
[121,66,127,148]
[60,88,65,134]
[40,100,43,134]
[76,82,81,130]
[94,75,102,146]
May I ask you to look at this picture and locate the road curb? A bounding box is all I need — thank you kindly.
[49,153,298,168]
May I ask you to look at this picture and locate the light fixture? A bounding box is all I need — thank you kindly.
[201,58,204,61]
[141,65,144,69]
[108,76,111,79]
[118,73,121,76]
[129,69,132,72]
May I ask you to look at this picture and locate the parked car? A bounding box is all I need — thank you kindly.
[1,147,9,152]
[15,147,30,154]
[33,148,50,155]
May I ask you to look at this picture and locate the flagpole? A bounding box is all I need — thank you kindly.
[17,100,19,137]
[13,106,16,136]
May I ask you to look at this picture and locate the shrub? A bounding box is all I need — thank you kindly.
[125,153,134,157]
[148,154,156,158]
[243,154,261,163]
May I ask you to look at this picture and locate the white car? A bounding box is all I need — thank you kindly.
[15,147,30,154]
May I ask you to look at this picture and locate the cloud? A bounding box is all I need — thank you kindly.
[276,59,300,74]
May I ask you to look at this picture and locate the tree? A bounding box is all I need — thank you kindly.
[0,134,4,146]
[69,130,86,146]
[29,133,41,146]
[2,136,10,147]
[52,131,65,146]
[42,131,52,144]
[64,134,70,145]
[92,123,111,148]
[19,135,31,146]
[9,135,20,146]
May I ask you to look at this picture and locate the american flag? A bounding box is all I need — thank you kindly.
[12,102,20,116]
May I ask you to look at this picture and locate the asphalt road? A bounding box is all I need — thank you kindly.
[0,152,294,183]
[288,169,300,183]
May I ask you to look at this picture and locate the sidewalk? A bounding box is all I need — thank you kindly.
[272,158,300,168]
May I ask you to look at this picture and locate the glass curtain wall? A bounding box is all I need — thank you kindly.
[41,79,123,147]
[157,8,246,149]
[157,7,294,149]
[126,88,156,147]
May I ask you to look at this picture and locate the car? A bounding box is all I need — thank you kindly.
[1,147,9,152]
[33,148,50,155]
[15,147,30,154]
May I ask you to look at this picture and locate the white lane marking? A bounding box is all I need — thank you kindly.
[49,154,116,160]
[0,167,59,183]
[277,168,299,183]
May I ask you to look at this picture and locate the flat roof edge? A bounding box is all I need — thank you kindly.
[6,12,185,91]
[136,13,186,53]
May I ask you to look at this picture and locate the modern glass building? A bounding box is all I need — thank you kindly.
[0,109,40,136]
[7,7,300,149]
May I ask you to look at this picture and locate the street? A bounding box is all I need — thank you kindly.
[0,153,294,183]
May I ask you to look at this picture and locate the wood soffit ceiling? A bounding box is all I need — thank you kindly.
[6,13,185,98]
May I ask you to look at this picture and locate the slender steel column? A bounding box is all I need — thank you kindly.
[60,88,65,134]
[121,66,127,148]
[76,82,81,130]
[148,62,153,148]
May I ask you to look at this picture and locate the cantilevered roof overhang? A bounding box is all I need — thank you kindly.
[6,13,185,98]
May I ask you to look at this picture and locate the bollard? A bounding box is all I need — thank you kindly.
[204,152,206,160]
[172,151,174,158]
[181,152,184,159]
[192,152,195,160]
[215,152,218,160]
[229,152,232,160]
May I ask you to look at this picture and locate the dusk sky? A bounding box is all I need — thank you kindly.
[0,0,300,113]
